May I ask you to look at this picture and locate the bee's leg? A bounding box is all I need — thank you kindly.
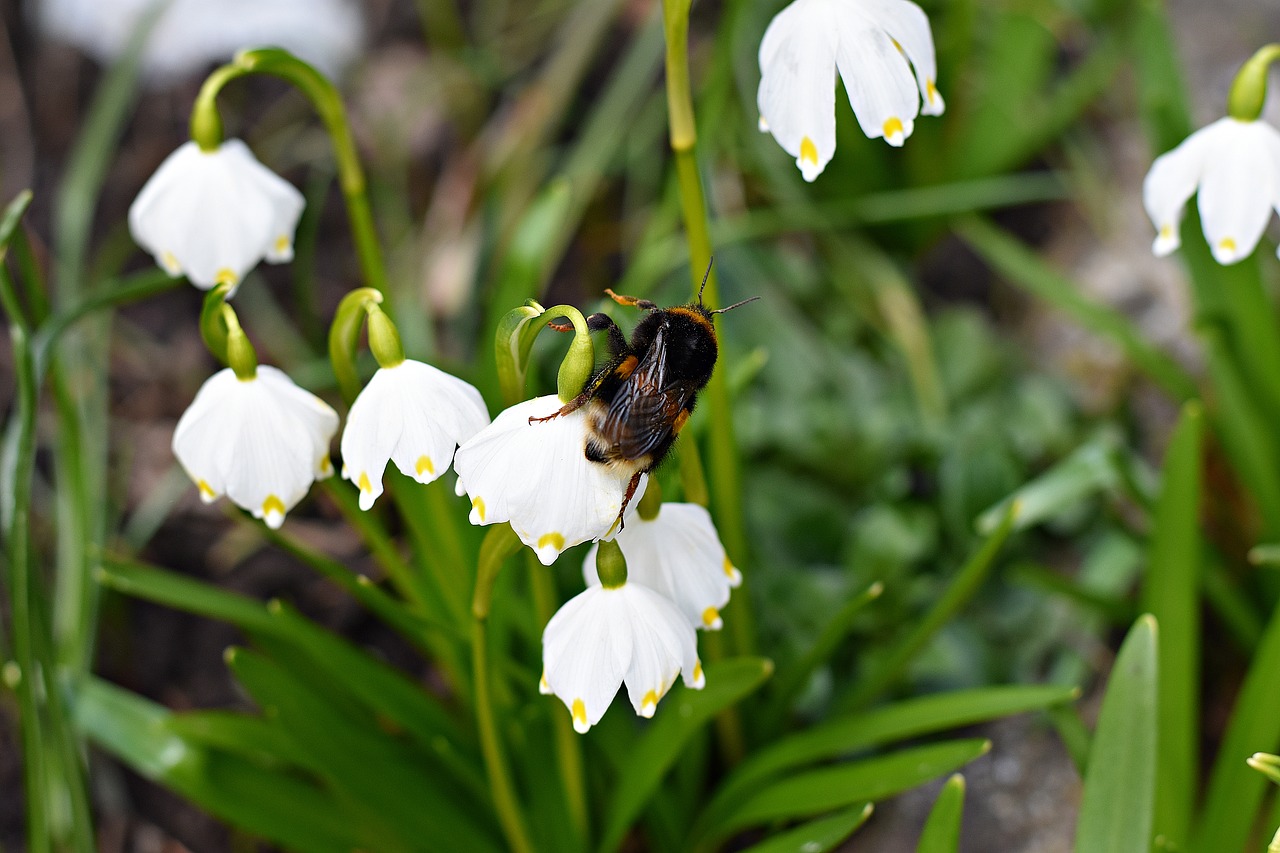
[604,288,658,312]
[527,359,614,424]
[549,312,628,355]
[607,471,646,536]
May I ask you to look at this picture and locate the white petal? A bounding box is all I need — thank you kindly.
[454,395,645,565]
[128,140,304,290]
[340,360,489,509]
[619,583,700,715]
[542,587,632,733]
[757,0,838,181]
[1197,120,1279,265]
[172,366,337,527]
[858,0,942,115]
[833,13,919,147]
[1143,120,1223,257]
[584,503,738,631]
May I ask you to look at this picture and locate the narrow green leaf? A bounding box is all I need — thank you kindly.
[738,804,873,853]
[706,684,1076,832]
[98,558,275,631]
[917,774,966,853]
[1075,615,1158,853]
[1142,402,1202,849]
[702,739,989,847]
[838,503,1018,711]
[597,657,773,853]
[1249,753,1280,787]
[74,678,368,853]
[975,436,1121,535]
[163,711,308,767]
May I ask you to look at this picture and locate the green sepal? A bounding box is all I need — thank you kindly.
[596,539,628,588]
[199,283,255,378]
[495,299,546,406]
[367,305,405,369]
[328,287,382,404]
[1228,44,1280,122]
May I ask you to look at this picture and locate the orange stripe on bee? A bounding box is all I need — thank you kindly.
[614,355,640,379]
[666,306,714,333]
[673,409,691,433]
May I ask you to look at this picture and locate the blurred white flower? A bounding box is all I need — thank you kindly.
[540,579,704,733]
[129,139,304,293]
[173,365,338,528]
[340,360,490,511]
[584,503,741,631]
[1143,116,1280,265]
[453,395,647,566]
[757,0,943,181]
[36,0,363,83]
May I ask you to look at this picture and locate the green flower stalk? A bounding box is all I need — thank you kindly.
[1228,44,1280,122]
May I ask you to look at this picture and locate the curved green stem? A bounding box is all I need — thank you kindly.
[472,526,535,853]
[327,287,383,404]
[191,48,389,295]
[1229,44,1280,121]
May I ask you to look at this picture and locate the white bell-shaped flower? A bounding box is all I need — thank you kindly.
[584,503,741,631]
[757,0,943,181]
[37,0,363,84]
[1143,116,1280,265]
[129,139,305,293]
[173,366,338,528]
[340,360,490,510]
[540,578,704,733]
[453,395,647,566]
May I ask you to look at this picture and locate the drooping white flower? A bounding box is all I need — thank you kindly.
[340,360,490,510]
[129,140,305,293]
[36,0,363,83]
[453,395,647,566]
[1143,116,1280,264]
[540,579,704,733]
[584,503,741,631]
[173,366,338,528]
[757,0,944,181]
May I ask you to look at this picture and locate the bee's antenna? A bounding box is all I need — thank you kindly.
[697,258,714,308]
[711,296,761,315]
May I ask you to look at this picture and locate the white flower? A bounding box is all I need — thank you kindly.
[36,0,363,83]
[453,395,647,566]
[540,579,704,733]
[1143,117,1280,265]
[172,366,338,528]
[757,0,944,181]
[340,360,490,510]
[584,503,741,631]
[129,140,304,293]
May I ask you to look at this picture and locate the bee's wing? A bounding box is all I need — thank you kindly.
[600,324,696,459]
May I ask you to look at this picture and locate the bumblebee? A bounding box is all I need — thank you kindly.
[532,266,757,529]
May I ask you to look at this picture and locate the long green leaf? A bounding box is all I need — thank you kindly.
[739,804,873,853]
[597,657,773,853]
[705,684,1076,832]
[1075,615,1158,853]
[700,739,990,848]
[975,436,1121,535]
[74,678,368,853]
[917,774,966,853]
[1142,402,1202,849]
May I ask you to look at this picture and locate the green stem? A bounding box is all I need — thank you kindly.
[527,553,589,843]
[193,49,389,296]
[328,287,383,405]
[1228,43,1280,121]
[472,526,535,853]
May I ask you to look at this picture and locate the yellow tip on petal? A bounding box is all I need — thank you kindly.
[161,251,181,274]
[539,672,551,695]
[471,497,486,522]
[883,117,904,143]
[415,455,435,476]
[274,235,291,254]
[694,661,703,680]
[927,79,939,104]
[799,136,819,166]
[215,268,239,287]
[1220,238,1237,253]
[723,556,735,578]
[571,698,589,733]
[358,471,373,493]
[702,607,721,627]
[640,690,659,717]
[318,456,332,475]
[261,495,286,527]
[537,532,566,553]
[1160,224,1173,239]
[197,479,217,502]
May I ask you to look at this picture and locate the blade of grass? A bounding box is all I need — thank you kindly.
[738,804,874,853]
[1142,403,1202,849]
[917,774,966,853]
[1075,615,1158,853]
